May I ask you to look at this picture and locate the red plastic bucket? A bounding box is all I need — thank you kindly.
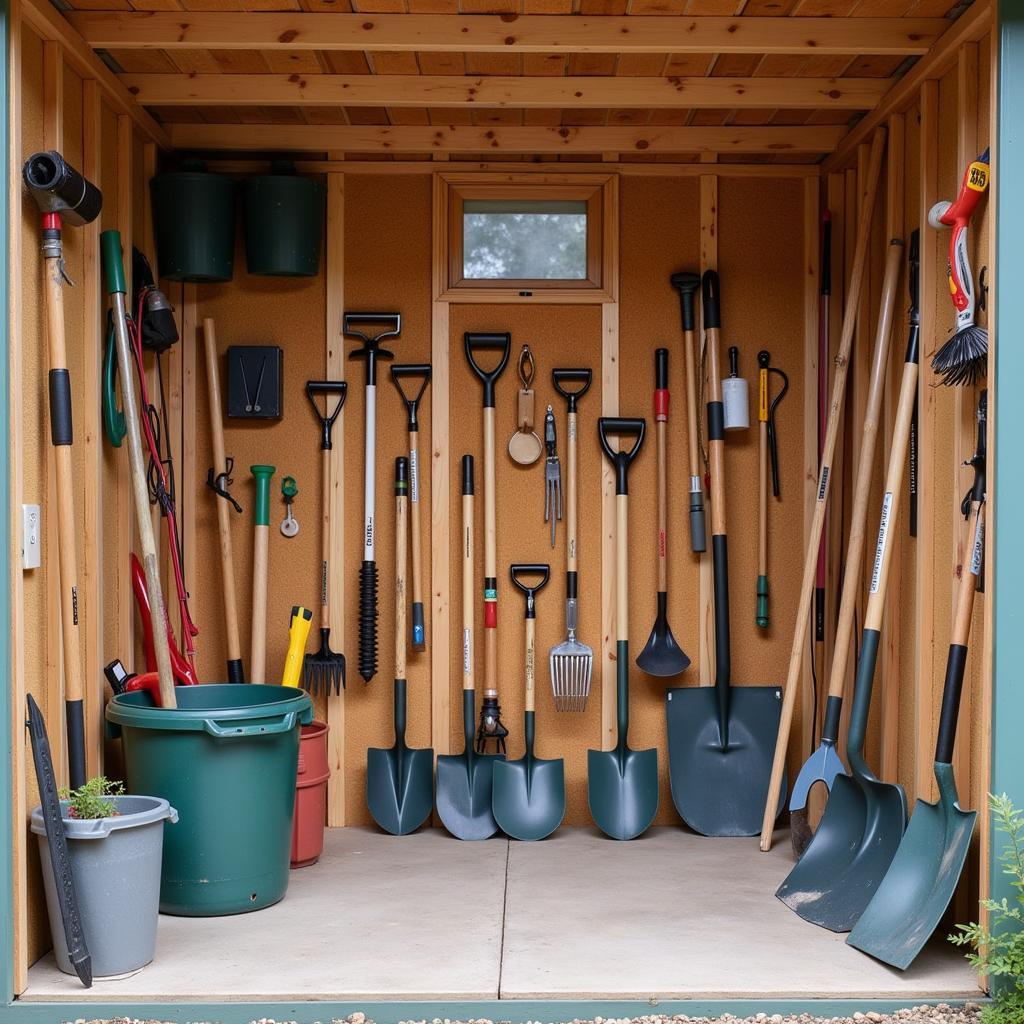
[291,721,330,868]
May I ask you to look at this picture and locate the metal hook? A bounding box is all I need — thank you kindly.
[518,344,536,389]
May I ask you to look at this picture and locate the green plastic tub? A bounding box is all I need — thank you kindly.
[106,684,313,917]
[242,164,324,277]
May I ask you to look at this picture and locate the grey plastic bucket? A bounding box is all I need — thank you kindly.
[31,795,177,978]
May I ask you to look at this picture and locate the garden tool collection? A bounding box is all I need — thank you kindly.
[280,476,299,537]
[755,350,788,630]
[249,465,276,683]
[549,369,594,712]
[366,457,433,835]
[202,317,245,685]
[23,151,103,787]
[508,344,542,466]
[346,312,400,684]
[543,405,562,548]
[466,332,512,754]
[493,564,565,842]
[282,606,313,688]
[590,417,658,841]
[669,270,706,553]
[303,380,348,695]
[667,270,783,838]
[849,390,985,969]
[637,348,690,679]
[437,455,502,840]
[391,363,432,651]
[929,148,990,386]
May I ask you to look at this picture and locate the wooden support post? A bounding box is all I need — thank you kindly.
[600,299,618,750]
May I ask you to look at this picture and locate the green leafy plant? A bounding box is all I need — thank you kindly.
[59,776,124,820]
[951,793,1024,1023]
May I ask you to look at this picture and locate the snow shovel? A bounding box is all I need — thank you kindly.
[589,417,658,841]
[637,349,690,678]
[848,391,985,969]
[666,270,783,837]
[436,455,503,841]
[494,564,565,841]
[366,457,433,835]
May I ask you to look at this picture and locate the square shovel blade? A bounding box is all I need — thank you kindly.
[587,746,658,841]
[366,745,434,836]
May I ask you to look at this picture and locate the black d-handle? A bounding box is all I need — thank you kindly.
[391,363,431,427]
[510,563,550,618]
[552,368,592,412]
[465,332,511,408]
[306,380,348,450]
[343,312,401,341]
[670,271,700,332]
[702,269,721,331]
[598,417,646,495]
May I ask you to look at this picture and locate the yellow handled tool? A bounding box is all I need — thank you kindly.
[282,606,313,687]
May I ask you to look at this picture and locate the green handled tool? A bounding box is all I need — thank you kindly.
[250,465,276,683]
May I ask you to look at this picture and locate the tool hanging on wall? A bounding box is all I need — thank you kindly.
[849,390,985,969]
[543,406,562,548]
[637,348,690,679]
[391,363,432,652]
[250,465,276,684]
[280,476,299,538]
[929,148,990,386]
[366,457,434,835]
[202,317,245,684]
[815,211,832,645]
[669,271,706,554]
[303,381,348,695]
[494,564,565,842]
[755,350,789,630]
[722,346,750,431]
[227,346,284,420]
[23,151,103,788]
[591,417,658,841]
[466,332,512,754]
[346,312,400,684]
[549,369,594,712]
[508,344,542,466]
[437,455,503,840]
[281,606,313,688]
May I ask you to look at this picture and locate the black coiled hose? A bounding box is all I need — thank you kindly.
[358,560,378,683]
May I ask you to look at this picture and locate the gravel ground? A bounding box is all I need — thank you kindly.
[83,1005,984,1024]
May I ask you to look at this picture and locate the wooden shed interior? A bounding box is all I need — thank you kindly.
[8,0,999,1005]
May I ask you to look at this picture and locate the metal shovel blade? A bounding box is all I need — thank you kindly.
[666,685,785,837]
[437,750,501,841]
[848,765,976,969]
[493,751,565,842]
[636,595,691,678]
[587,745,658,841]
[776,769,907,931]
[789,739,846,812]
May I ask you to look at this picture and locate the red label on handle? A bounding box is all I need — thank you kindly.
[484,599,497,628]
[654,388,669,422]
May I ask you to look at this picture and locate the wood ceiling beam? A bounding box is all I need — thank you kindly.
[168,122,844,154]
[123,72,887,110]
[68,12,947,56]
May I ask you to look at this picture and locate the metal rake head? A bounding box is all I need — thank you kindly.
[302,628,346,696]
[549,642,593,712]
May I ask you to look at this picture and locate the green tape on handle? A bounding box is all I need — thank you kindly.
[756,575,769,629]
[100,229,126,295]
[251,465,276,526]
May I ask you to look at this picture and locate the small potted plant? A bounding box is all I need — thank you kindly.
[30,776,176,979]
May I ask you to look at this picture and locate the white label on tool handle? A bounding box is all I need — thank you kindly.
[817,466,830,501]
[870,492,894,595]
[410,448,420,503]
[970,514,985,576]
[463,628,472,674]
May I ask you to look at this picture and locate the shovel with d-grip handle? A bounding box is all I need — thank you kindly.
[24,152,104,785]
[304,381,348,695]
[465,332,512,754]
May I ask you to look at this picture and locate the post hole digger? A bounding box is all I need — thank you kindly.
[347,312,400,684]
[666,270,783,838]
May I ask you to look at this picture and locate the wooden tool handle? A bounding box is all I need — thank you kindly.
[462,455,474,692]
[408,426,425,643]
[566,410,579,574]
[483,406,498,699]
[759,125,887,851]
[525,617,536,713]
[617,494,629,645]
[319,447,331,631]
[395,460,408,682]
[706,322,726,538]
[684,325,701,481]
[251,526,269,683]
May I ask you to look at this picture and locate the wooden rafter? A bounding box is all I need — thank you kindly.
[68,12,948,56]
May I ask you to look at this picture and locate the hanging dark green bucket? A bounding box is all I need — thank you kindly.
[106,684,312,917]
[150,160,236,282]
[242,163,325,277]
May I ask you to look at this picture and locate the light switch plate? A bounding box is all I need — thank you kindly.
[22,504,40,569]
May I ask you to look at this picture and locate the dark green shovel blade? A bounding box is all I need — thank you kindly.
[776,769,907,931]
[437,750,502,841]
[366,744,434,836]
[666,684,785,837]
[848,766,976,969]
[587,746,658,841]
[493,754,565,842]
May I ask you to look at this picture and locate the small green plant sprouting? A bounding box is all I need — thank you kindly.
[950,793,1024,1024]
[59,776,124,820]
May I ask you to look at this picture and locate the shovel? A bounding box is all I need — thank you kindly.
[637,348,690,678]
[493,564,565,841]
[848,391,985,968]
[366,457,433,835]
[437,455,503,841]
[589,417,658,841]
[666,270,783,837]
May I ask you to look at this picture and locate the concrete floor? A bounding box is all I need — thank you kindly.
[24,827,978,1003]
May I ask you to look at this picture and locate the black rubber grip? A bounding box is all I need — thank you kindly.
[566,570,578,601]
[711,533,731,688]
[821,214,831,297]
[65,699,86,790]
[702,270,721,330]
[552,368,592,412]
[227,658,244,684]
[908,229,920,325]
[395,456,408,494]
[358,560,379,683]
[655,348,668,390]
[343,311,400,331]
[935,644,968,764]
[728,346,740,378]
[670,271,700,331]
[597,417,646,495]
[510,563,549,616]
[462,454,474,496]
[48,369,73,446]
[707,400,725,442]
[464,332,511,407]
[305,381,347,450]
[821,694,843,745]
[23,150,102,226]
[689,497,706,553]
[814,588,825,642]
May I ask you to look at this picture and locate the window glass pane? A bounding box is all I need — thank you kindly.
[463,199,588,280]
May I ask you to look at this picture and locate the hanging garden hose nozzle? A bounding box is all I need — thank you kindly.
[23,151,103,789]
[929,148,990,386]
[346,312,400,684]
